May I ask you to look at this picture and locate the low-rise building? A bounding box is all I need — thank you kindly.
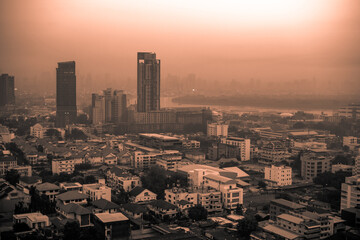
[56,202,92,227]
[91,198,120,214]
[10,165,32,177]
[275,214,321,239]
[13,212,50,229]
[341,175,360,210]
[207,122,228,137]
[56,191,88,205]
[264,165,292,187]
[120,203,147,220]
[331,164,353,174]
[182,140,200,149]
[343,136,360,151]
[83,183,111,202]
[59,182,83,192]
[301,152,331,181]
[0,155,17,175]
[147,200,178,220]
[129,186,157,203]
[36,182,60,201]
[52,157,85,175]
[106,166,141,192]
[258,141,290,164]
[94,212,131,240]
[269,198,306,221]
[30,123,45,139]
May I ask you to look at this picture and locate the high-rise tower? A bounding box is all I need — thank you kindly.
[91,94,105,125]
[137,52,160,112]
[0,74,15,107]
[103,88,113,123]
[56,61,77,127]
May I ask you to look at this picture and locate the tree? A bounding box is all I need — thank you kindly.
[5,169,20,186]
[13,222,31,232]
[235,204,244,215]
[14,201,30,214]
[84,175,96,184]
[75,163,92,173]
[313,171,352,190]
[141,166,188,199]
[79,226,102,240]
[63,221,80,240]
[258,180,267,189]
[112,189,129,205]
[219,160,239,168]
[237,215,258,240]
[188,205,208,221]
[45,128,61,139]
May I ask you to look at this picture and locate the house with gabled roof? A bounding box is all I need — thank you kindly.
[91,198,120,214]
[56,202,91,227]
[129,186,157,203]
[36,182,60,201]
[56,191,88,205]
[120,203,147,220]
[147,200,178,220]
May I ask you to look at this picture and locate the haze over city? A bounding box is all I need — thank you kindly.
[1,0,360,97]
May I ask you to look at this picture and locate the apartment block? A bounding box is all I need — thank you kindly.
[264,165,292,187]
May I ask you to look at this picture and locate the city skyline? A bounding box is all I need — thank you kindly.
[0,0,359,89]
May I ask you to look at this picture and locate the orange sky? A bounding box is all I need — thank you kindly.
[0,0,359,85]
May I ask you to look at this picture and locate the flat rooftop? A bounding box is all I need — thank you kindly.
[139,133,180,141]
[263,224,301,240]
[95,212,128,223]
[271,199,306,210]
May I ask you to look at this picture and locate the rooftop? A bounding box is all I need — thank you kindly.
[271,198,306,210]
[204,174,236,184]
[129,186,146,197]
[36,182,60,191]
[139,133,180,141]
[57,191,88,201]
[263,224,301,240]
[277,214,304,224]
[95,212,128,223]
[92,199,120,210]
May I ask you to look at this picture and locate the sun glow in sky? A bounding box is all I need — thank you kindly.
[0,0,359,85]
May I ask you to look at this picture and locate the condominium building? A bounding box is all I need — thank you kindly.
[0,155,17,175]
[52,157,85,175]
[30,123,45,139]
[259,141,290,164]
[343,136,360,151]
[341,175,360,210]
[207,122,228,137]
[264,165,292,187]
[300,152,331,181]
[220,137,251,161]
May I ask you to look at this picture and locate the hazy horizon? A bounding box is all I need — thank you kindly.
[1,0,360,95]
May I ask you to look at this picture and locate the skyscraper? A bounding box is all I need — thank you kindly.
[103,88,113,123]
[111,90,127,124]
[91,94,105,125]
[0,74,15,107]
[56,61,77,127]
[137,52,160,112]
